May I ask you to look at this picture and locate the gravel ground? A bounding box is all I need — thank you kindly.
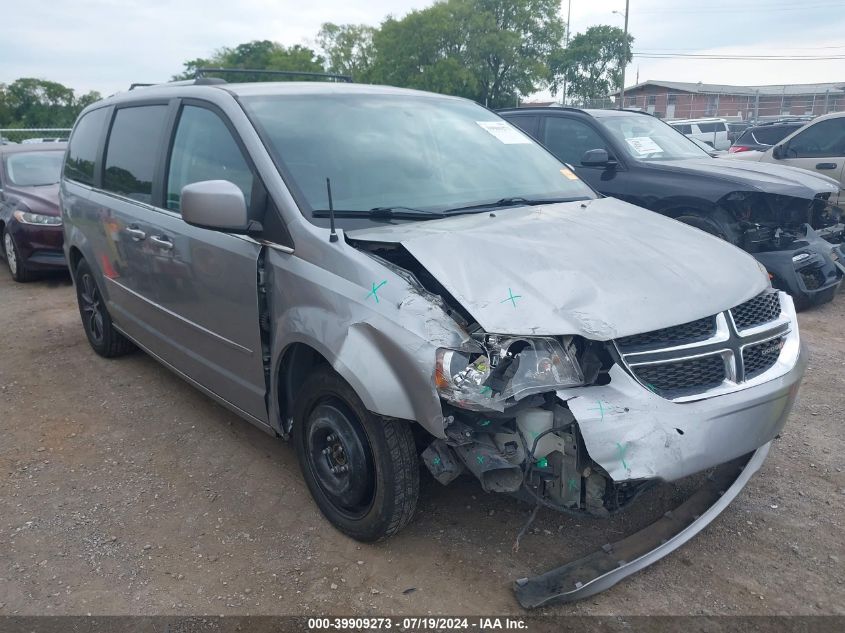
[0,271,843,616]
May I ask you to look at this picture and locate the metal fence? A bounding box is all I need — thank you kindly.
[563,90,845,123]
[0,128,72,145]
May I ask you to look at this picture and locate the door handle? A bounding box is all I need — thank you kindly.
[816,162,837,170]
[149,235,174,251]
[124,227,146,241]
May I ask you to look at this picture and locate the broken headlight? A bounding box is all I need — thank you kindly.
[435,336,584,411]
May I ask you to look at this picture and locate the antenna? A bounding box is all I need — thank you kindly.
[326,178,338,243]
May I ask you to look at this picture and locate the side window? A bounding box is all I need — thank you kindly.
[504,115,538,138]
[541,117,607,166]
[166,106,254,213]
[673,124,692,135]
[697,122,716,133]
[788,118,845,158]
[103,105,169,202]
[64,108,109,185]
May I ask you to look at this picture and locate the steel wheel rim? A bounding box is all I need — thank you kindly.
[305,399,376,519]
[4,233,17,275]
[80,273,105,344]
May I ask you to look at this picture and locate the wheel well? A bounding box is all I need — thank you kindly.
[277,343,331,434]
[67,246,84,276]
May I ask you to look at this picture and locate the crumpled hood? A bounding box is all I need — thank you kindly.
[653,158,839,197]
[5,183,60,216]
[348,197,768,340]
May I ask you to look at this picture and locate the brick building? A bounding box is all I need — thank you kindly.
[611,80,845,121]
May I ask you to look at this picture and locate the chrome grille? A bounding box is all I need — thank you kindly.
[743,336,786,379]
[731,291,781,330]
[633,354,726,398]
[615,291,794,402]
[616,316,717,352]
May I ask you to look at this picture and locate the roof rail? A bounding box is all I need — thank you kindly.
[128,83,155,90]
[194,68,353,83]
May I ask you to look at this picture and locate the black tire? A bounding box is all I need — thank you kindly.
[3,227,36,282]
[676,211,740,246]
[293,366,419,542]
[74,258,135,358]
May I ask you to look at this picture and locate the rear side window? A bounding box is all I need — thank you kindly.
[697,122,717,133]
[751,126,797,146]
[166,105,253,212]
[542,117,606,166]
[673,124,692,134]
[103,105,169,203]
[788,118,845,158]
[64,108,109,185]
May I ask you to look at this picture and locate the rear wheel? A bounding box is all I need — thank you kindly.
[3,229,35,282]
[74,259,135,358]
[293,366,419,541]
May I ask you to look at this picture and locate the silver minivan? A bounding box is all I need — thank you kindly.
[61,78,806,605]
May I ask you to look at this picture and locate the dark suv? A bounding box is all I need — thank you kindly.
[730,120,807,154]
[499,107,844,309]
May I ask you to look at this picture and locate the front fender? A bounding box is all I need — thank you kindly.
[266,246,467,439]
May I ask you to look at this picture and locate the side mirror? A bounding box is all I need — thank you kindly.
[772,144,784,159]
[181,180,249,232]
[581,148,616,168]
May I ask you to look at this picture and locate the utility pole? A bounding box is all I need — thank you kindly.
[619,0,629,109]
[561,0,572,105]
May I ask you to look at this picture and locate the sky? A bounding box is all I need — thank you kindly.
[1,0,844,98]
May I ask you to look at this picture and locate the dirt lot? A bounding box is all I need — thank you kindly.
[0,270,843,616]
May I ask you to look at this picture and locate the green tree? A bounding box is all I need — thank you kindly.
[317,23,376,80]
[173,40,325,81]
[0,78,102,128]
[368,0,565,108]
[550,25,633,102]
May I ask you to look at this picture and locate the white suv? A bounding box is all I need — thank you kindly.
[669,118,731,150]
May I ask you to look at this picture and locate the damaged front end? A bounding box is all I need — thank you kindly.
[720,190,844,307]
[421,289,806,606]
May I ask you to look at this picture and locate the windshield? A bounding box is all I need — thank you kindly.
[598,115,710,162]
[5,151,64,186]
[241,93,595,222]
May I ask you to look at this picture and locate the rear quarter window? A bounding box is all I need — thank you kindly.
[672,124,692,134]
[64,108,109,186]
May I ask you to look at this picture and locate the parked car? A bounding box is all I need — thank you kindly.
[668,117,731,150]
[727,120,752,144]
[729,120,807,154]
[63,79,807,606]
[0,142,67,281]
[21,137,69,144]
[728,111,845,207]
[499,106,844,309]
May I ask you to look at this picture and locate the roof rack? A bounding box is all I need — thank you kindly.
[128,83,155,90]
[194,68,353,83]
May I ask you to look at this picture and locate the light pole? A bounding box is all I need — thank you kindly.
[561,0,572,105]
[613,0,630,109]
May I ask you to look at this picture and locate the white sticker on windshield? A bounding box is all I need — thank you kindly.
[625,136,663,155]
[476,121,532,144]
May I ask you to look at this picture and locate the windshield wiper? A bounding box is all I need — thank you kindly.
[313,206,446,220]
[441,196,591,215]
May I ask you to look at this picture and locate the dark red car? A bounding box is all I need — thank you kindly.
[0,142,67,281]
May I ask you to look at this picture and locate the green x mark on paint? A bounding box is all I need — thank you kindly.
[568,477,578,492]
[479,385,493,395]
[365,280,387,303]
[432,455,442,466]
[587,400,607,421]
[479,419,491,427]
[645,383,657,394]
[476,455,485,465]
[500,287,522,308]
[616,442,630,471]
[536,457,548,468]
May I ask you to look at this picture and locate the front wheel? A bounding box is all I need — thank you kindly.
[3,229,35,282]
[676,211,740,246]
[293,366,419,542]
